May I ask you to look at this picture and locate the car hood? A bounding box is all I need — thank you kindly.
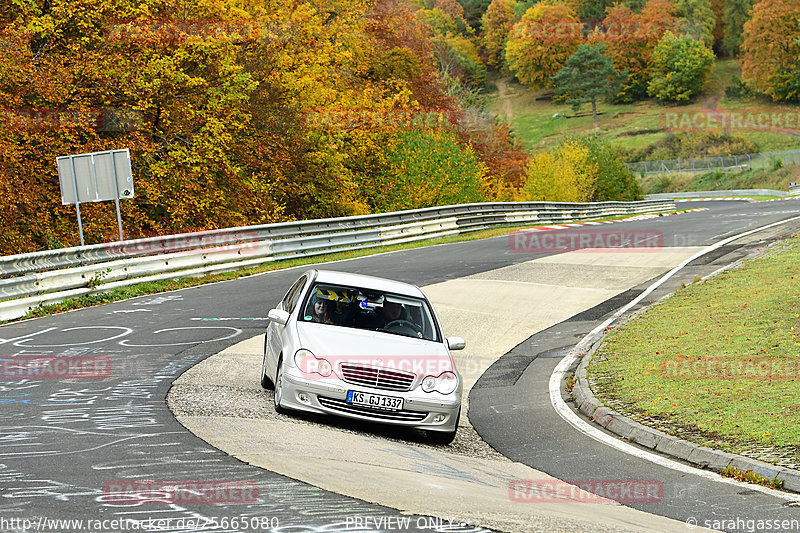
[296,322,455,374]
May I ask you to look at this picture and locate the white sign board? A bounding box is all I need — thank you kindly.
[57,149,134,205]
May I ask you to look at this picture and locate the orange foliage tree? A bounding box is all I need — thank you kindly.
[0,0,529,255]
[741,0,800,102]
[590,0,679,102]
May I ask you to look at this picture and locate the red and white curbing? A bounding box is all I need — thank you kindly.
[764,196,800,202]
[528,208,706,232]
[675,197,755,203]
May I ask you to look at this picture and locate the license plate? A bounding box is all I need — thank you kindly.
[347,390,403,411]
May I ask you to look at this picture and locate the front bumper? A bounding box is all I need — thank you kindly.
[279,369,461,432]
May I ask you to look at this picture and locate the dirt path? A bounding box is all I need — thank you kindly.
[496,78,513,120]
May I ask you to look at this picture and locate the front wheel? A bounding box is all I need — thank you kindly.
[273,356,288,414]
[426,409,459,445]
[260,343,274,390]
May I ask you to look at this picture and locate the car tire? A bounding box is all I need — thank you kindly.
[273,355,288,415]
[426,409,459,445]
[260,338,274,390]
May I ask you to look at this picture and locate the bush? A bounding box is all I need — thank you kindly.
[580,136,644,202]
[625,131,759,162]
[648,32,715,102]
[522,141,597,202]
[521,136,642,202]
[368,128,487,212]
[725,76,754,99]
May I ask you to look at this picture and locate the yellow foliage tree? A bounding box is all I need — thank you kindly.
[481,0,517,69]
[521,141,598,202]
[505,3,582,90]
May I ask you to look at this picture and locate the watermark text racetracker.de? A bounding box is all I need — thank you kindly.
[0,515,279,531]
[509,478,663,504]
[1,355,111,380]
[663,109,800,133]
[102,479,258,505]
[105,229,262,256]
[509,228,663,253]
[661,357,800,380]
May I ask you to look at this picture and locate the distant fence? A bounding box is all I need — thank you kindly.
[627,149,800,176]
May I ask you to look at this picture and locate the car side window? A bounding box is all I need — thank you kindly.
[282,276,307,314]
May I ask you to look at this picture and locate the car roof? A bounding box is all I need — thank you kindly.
[309,269,426,299]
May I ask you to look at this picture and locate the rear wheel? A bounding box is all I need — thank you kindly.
[426,409,459,445]
[273,355,288,414]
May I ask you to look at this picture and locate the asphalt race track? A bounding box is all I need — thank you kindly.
[1,200,799,533]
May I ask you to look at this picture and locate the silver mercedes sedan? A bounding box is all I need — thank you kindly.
[261,269,465,444]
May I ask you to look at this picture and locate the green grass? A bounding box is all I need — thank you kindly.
[8,212,676,324]
[486,59,800,156]
[723,466,784,489]
[653,195,786,201]
[588,236,800,464]
[639,166,800,195]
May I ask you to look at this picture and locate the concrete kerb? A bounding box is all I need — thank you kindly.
[571,309,800,494]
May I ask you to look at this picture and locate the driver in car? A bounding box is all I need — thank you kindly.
[362,299,404,330]
[371,300,424,338]
[382,301,403,324]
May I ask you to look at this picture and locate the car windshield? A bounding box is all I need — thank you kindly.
[298,282,440,342]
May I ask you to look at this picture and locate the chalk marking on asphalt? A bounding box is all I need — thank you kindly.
[549,213,800,502]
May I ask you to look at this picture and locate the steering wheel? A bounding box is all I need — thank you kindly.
[383,319,424,337]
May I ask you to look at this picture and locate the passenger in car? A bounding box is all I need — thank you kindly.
[306,295,333,324]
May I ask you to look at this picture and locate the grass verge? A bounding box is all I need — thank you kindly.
[638,167,800,195]
[7,212,680,324]
[722,466,784,490]
[486,60,800,156]
[588,235,800,468]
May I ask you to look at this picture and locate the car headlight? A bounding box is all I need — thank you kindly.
[421,371,458,394]
[294,349,332,377]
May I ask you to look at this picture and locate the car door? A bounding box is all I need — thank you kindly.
[266,274,308,377]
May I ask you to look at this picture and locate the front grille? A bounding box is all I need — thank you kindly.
[318,396,427,422]
[340,363,415,392]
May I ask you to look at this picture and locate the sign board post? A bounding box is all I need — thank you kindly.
[56,149,134,245]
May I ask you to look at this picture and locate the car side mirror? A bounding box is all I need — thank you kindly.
[268,309,290,326]
[447,337,466,351]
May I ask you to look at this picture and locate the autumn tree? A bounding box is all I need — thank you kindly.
[0,0,528,254]
[481,0,517,69]
[741,0,800,102]
[578,0,615,21]
[505,3,582,90]
[721,0,753,56]
[592,0,678,102]
[648,32,715,102]
[621,0,647,11]
[552,43,623,127]
[710,0,725,51]
[521,136,640,202]
[675,0,717,47]
[457,0,493,30]
[522,140,598,202]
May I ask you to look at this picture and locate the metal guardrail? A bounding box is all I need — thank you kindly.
[0,199,675,321]
[627,149,800,176]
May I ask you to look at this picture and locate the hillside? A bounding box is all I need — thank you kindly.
[486,59,800,157]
